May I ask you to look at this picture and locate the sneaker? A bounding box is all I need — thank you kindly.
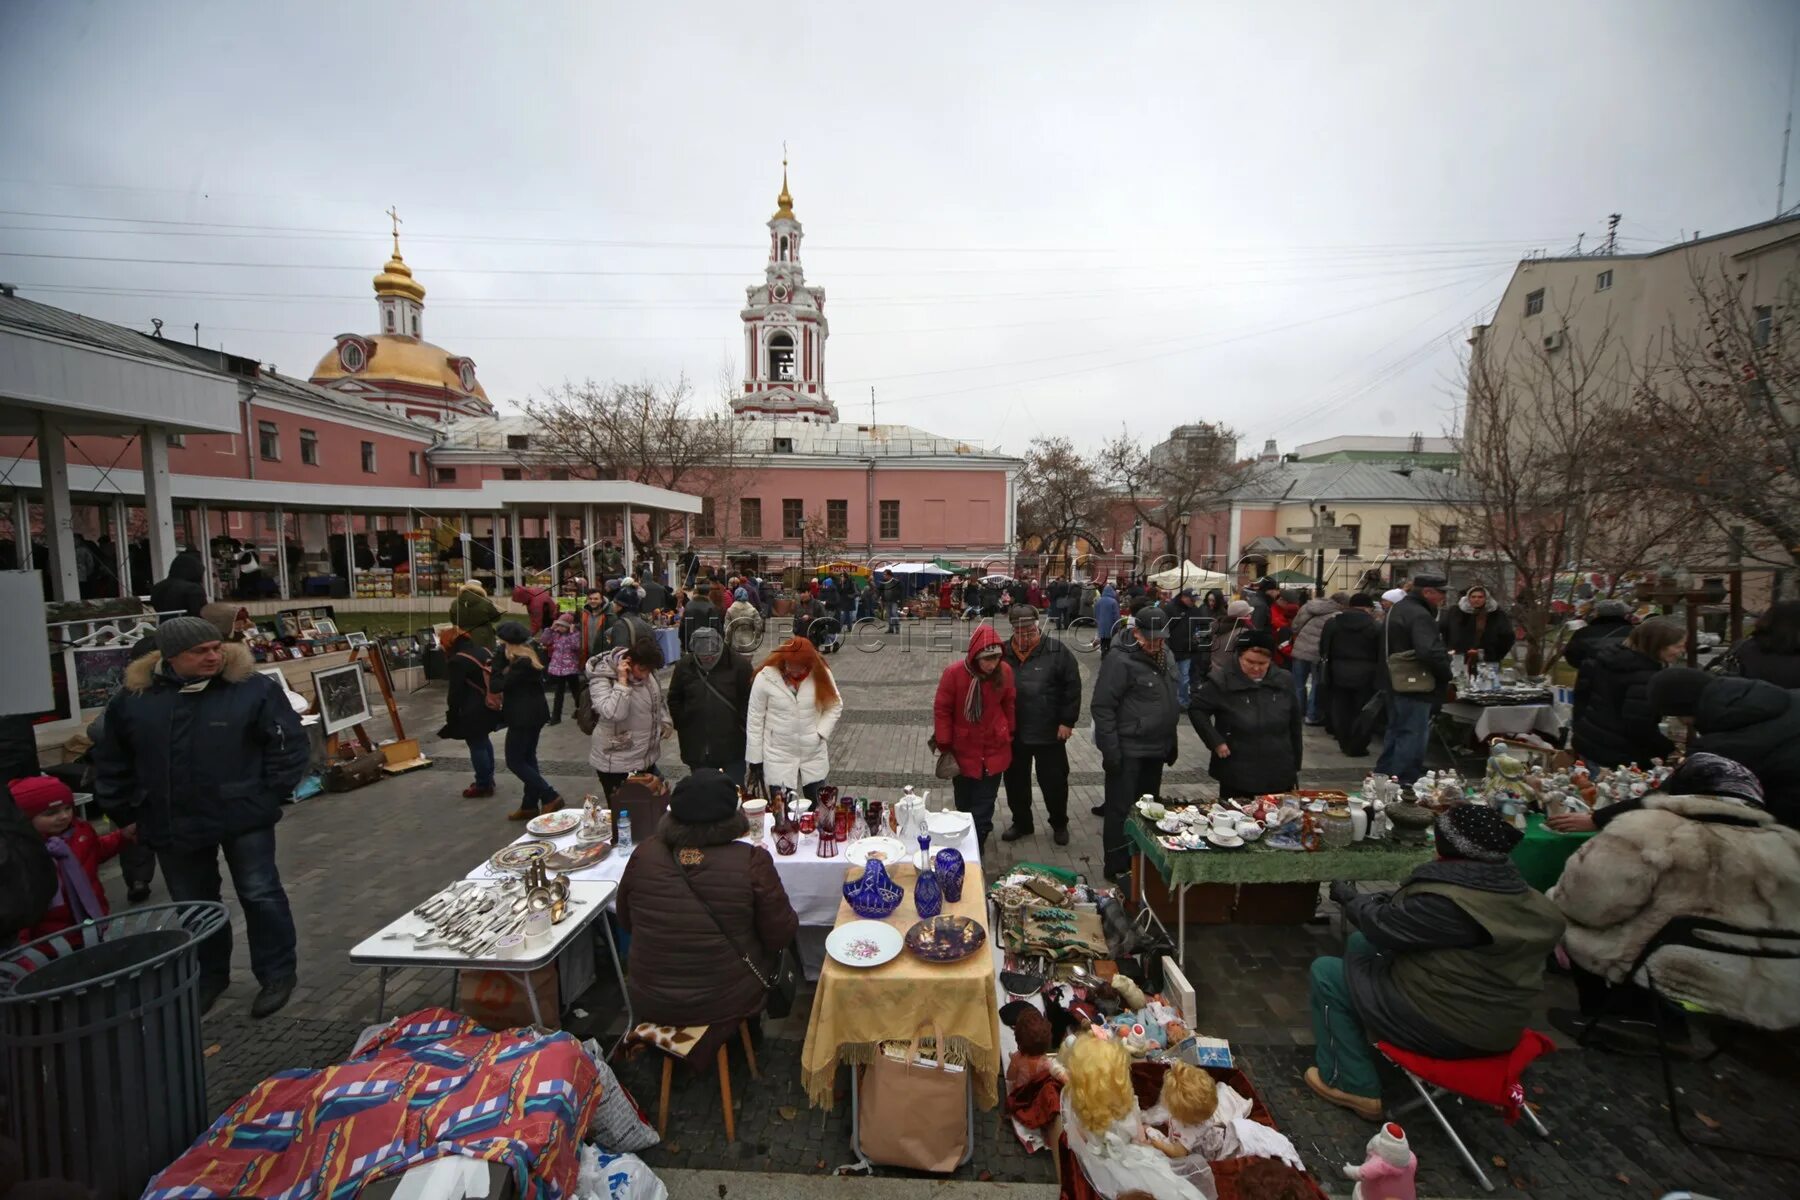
[1303,1066,1383,1121]
[1089,804,1107,816]
[198,976,229,1015]
[127,884,152,903]
[463,784,495,799]
[1052,826,1070,846]
[1000,825,1035,843]
[505,807,536,821]
[250,977,296,1020]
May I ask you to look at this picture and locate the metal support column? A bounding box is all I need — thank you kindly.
[11,492,32,573]
[196,501,216,600]
[110,496,131,597]
[139,425,176,582]
[459,510,472,584]
[273,507,290,599]
[490,514,503,591]
[344,509,357,597]
[582,505,596,585]
[35,413,79,602]
[510,509,523,592]
[622,504,634,577]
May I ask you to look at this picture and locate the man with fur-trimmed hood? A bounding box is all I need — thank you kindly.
[90,616,308,1019]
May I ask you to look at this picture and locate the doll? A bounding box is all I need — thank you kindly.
[1004,1008,1066,1132]
[1061,1034,1212,1200]
[1342,1122,1416,1200]
[1150,1061,1307,1170]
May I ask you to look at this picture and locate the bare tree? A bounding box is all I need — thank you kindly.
[1095,422,1257,580]
[1016,435,1107,575]
[526,375,758,561]
[1438,305,1699,672]
[795,508,847,574]
[1621,261,1800,588]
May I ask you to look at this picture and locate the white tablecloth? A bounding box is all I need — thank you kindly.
[1442,700,1566,741]
[467,817,982,927]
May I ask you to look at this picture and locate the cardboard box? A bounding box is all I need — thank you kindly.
[456,965,560,1030]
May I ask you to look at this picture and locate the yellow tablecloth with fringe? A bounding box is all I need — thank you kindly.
[799,862,1001,1109]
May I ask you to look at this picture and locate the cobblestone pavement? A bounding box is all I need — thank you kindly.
[105,617,1800,1195]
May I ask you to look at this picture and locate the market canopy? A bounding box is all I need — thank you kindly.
[879,561,952,575]
[1147,561,1231,591]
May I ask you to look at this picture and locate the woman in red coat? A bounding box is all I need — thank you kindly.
[932,624,1016,851]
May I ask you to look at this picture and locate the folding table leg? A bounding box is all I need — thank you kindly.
[374,967,388,1021]
[1522,1100,1550,1138]
[1403,1074,1493,1193]
[601,917,632,1058]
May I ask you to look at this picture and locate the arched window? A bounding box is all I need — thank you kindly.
[384,308,395,333]
[778,235,789,261]
[409,310,419,336]
[767,331,796,381]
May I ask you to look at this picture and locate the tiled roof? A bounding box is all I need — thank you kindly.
[0,292,232,372]
[437,414,1020,462]
[1227,460,1465,503]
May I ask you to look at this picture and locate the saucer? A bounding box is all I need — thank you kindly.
[1206,831,1246,849]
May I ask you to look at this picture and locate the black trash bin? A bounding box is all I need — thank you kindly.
[0,902,228,1200]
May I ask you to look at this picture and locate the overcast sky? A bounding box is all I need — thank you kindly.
[1,1,1795,457]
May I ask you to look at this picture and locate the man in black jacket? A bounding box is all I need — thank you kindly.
[668,628,755,785]
[1562,599,1634,670]
[148,552,208,619]
[1320,594,1383,755]
[999,606,1082,846]
[1091,606,1180,882]
[878,570,902,633]
[1375,574,1451,785]
[90,616,309,1018]
[1650,669,1800,829]
[1161,589,1202,707]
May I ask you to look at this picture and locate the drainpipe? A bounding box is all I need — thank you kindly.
[864,456,875,559]
[241,384,259,479]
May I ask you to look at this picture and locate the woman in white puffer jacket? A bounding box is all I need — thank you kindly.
[745,636,843,797]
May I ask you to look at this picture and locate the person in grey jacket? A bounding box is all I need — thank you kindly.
[1375,574,1452,785]
[1288,592,1343,726]
[1187,632,1303,798]
[1000,605,1083,845]
[1090,606,1180,882]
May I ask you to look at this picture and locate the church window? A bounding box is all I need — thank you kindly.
[410,311,419,336]
[827,500,847,539]
[778,235,789,261]
[361,441,377,473]
[385,309,396,332]
[459,360,478,390]
[338,340,366,373]
[300,429,319,466]
[695,497,716,538]
[258,421,280,462]
[767,332,796,381]
[503,468,523,481]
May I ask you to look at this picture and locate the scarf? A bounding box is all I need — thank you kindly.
[45,835,106,924]
[964,658,992,723]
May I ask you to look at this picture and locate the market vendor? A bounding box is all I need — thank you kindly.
[1305,804,1565,1120]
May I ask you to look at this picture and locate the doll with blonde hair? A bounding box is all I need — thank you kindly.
[1060,1035,1212,1200]
[1149,1060,1307,1171]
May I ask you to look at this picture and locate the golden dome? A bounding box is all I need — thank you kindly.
[773,157,795,221]
[309,335,488,403]
[373,250,426,303]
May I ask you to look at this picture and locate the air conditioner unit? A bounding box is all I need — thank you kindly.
[1543,330,1566,351]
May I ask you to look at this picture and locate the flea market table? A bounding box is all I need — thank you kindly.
[1511,811,1596,892]
[1441,698,1569,741]
[1126,816,1433,964]
[799,861,1002,1170]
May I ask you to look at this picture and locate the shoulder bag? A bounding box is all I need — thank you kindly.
[926,734,960,780]
[455,651,504,712]
[1383,608,1436,695]
[667,843,799,1019]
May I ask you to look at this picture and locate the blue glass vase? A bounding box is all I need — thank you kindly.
[843,857,904,919]
[934,848,965,903]
[913,862,943,919]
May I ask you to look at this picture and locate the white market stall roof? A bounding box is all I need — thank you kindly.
[1147,561,1232,591]
[878,561,952,575]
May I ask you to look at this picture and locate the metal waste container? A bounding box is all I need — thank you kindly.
[0,902,228,1199]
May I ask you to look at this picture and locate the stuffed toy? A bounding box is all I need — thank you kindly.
[1343,1122,1416,1200]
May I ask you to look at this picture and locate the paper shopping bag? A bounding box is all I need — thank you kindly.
[857,1025,969,1172]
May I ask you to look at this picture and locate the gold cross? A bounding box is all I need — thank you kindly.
[386,205,402,254]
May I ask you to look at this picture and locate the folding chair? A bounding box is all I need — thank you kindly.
[1579,915,1800,1162]
[1376,1030,1554,1193]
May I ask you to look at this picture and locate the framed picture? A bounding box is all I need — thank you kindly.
[313,618,340,638]
[345,630,370,649]
[256,665,289,689]
[312,663,371,735]
[74,645,135,710]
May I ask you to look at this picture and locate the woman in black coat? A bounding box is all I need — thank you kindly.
[1725,600,1800,688]
[1187,632,1304,798]
[1439,584,1517,668]
[1320,594,1383,755]
[494,621,561,820]
[441,629,502,799]
[1571,618,1686,768]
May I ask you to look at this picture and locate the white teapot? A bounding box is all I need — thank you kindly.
[893,786,931,845]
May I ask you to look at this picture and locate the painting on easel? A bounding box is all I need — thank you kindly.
[312,663,372,735]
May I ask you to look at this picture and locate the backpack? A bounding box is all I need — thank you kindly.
[455,651,504,712]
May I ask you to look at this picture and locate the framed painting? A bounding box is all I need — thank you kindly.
[311,663,371,735]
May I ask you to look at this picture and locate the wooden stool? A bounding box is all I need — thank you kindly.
[651,1019,759,1143]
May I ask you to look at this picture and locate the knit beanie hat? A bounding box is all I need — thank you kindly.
[155,615,223,660]
[8,775,73,817]
[1370,1122,1412,1168]
[1647,667,1712,719]
[1226,599,1253,618]
[1664,751,1764,807]
[669,768,740,825]
[495,621,532,645]
[1434,802,1522,863]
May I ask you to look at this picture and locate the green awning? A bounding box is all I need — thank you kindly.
[1271,569,1316,583]
[933,556,965,573]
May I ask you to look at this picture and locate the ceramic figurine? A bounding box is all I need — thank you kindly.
[1343,1122,1417,1200]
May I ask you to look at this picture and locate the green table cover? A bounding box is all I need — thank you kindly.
[1511,812,1595,892]
[1127,816,1433,888]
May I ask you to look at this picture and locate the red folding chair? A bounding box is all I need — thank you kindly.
[1376,1030,1554,1193]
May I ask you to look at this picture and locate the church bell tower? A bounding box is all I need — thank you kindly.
[735,157,835,421]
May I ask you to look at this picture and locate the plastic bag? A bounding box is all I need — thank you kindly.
[576,1145,667,1200]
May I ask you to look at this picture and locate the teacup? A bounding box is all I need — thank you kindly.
[1235,821,1261,840]
[1210,810,1238,836]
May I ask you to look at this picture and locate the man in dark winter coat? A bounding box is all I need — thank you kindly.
[148,553,208,619]
[1306,804,1564,1119]
[1188,631,1303,798]
[1320,594,1383,755]
[679,584,724,654]
[90,616,308,1018]
[1091,605,1180,881]
[1160,589,1204,708]
[668,628,754,785]
[1245,576,1281,633]
[1562,598,1634,670]
[877,570,903,633]
[999,606,1082,846]
[638,574,671,616]
[1376,574,1452,785]
[1650,669,1800,828]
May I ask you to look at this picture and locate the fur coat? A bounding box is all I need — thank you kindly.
[1550,791,1800,1030]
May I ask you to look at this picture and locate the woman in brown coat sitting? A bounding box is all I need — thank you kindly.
[616,769,799,1031]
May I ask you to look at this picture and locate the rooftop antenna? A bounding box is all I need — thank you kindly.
[1781,31,1797,216]
[1602,213,1621,255]
[193,322,200,346]
[150,318,163,339]
[870,385,876,428]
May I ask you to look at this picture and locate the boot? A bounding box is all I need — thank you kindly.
[250,977,296,1020]
[505,807,535,821]
[1303,1066,1382,1121]
[1000,824,1034,843]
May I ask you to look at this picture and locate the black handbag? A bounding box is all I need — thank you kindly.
[668,843,799,1019]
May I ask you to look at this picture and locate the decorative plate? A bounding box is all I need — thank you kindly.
[575,824,611,844]
[544,842,612,872]
[526,809,581,837]
[904,914,987,963]
[490,842,553,872]
[926,811,972,840]
[826,920,903,969]
[846,836,908,867]
[1157,835,1208,853]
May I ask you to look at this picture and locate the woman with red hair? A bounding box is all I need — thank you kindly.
[746,637,844,798]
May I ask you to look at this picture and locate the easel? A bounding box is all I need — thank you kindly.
[318,642,407,760]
